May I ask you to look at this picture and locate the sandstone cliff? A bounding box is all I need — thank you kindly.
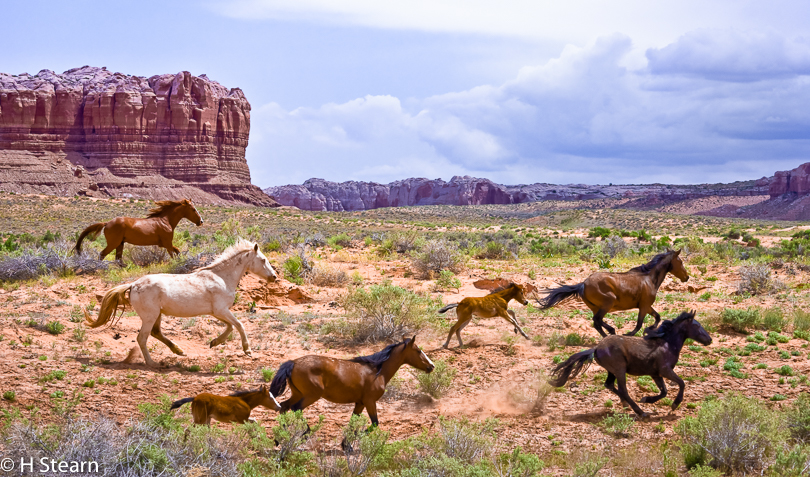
[264,176,770,212]
[0,66,276,206]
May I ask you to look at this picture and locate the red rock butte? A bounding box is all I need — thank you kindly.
[0,66,276,206]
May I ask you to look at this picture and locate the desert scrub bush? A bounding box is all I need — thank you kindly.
[0,240,108,281]
[428,416,498,463]
[310,264,349,287]
[787,393,810,443]
[764,307,787,332]
[433,270,462,292]
[44,319,65,335]
[415,359,456,398]
[411,239,464,279]
[676,393,786,474]
[272,410,322,463]
[340,414,389,475]
[282,246,312,285]
[492,446,546,477]
[601,412,635,437]
[738,264,785,295]
[340,280,441,343]
[128,245,169,267]
[793,308,810,332]
[721,307,761,333]
[769,444,810,477]
[327,232,352,249]
[600,235,628,258]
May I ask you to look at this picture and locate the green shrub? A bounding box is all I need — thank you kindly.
[775,365,795,376]
[721,308,761,333]
[2,390,15,401]
[415,359,456,398]
[764,307,787,332]
[769,444,810,477]
[327,232,351,249]
[260,367,275,383]
[492,446,545,477]
[272,410,322,463]
[432,416,497,463]
[588,227,612,239]
[687,464,723,477]
[341,280,441,343]
[786,393,810,442]
[793,309,810,332]
[738,265,784,295]
[44,320,65,335]
[434,270,462,292]
[676,394,786,473]
[601,412,635,437]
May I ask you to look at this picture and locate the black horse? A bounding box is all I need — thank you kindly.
[549,310,711,417]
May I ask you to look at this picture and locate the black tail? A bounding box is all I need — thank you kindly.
[438,303,458,314]
[548,348,595,387]
[536,283,585,309]
[269,360,295,397]
[169,397,194,410]
[75,223,105,254]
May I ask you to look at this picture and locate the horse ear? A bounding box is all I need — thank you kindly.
[410,335,417,346]
[254,243,259,252]
[674,249,681,255]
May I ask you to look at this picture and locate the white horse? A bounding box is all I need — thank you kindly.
[85,239,278,367]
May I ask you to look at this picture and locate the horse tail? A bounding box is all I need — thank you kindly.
[536,282,585,309]
[84,283,132,328]
[75,223,105,254]
[270,360,295,397]
[548,348,595,387]
[438,303,458,314]
[170,397,194,411]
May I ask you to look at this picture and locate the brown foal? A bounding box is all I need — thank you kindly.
[170,385,281,425]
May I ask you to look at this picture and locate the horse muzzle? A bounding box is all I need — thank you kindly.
[197,219,204,226]
[425,365,435,373]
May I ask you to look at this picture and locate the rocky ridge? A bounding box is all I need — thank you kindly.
[0,66,276,206]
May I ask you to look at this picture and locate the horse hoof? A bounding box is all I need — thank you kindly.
[244,350,253,357]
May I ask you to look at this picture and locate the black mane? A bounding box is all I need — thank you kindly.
[489,282,517,295]
[629,251,673,273]
[230,388,262,397]
[644,311,695,340]
[350,339,410,375]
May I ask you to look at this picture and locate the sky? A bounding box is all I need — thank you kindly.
[3,0,810,188]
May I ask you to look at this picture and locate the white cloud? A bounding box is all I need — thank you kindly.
[248,30,810,187]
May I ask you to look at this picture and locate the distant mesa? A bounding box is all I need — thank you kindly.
[264,163,810,221]
[0,66,276,206]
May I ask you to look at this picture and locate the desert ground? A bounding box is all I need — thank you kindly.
[1,193,809,476]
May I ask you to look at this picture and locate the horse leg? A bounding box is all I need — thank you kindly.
[444,309,471,348]
[150,314,185,356]
[627,309,649,336]
[660,368,686,411]
[647,307,662,332]
[115,242,125,262]
[136,311,160,367]
[615,371,648,418]
[209,322,233,348]
[98,243,117,261]
[640,376,667,404]
[213,308,251,355]
[364,400,379,427]
[340,402,367,451]
[591,309,615,337]
[504,309,530,339]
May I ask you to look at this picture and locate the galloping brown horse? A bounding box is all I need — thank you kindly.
[549,310,711,417]
[75,199,203,261]
[439,282,530,349]
[170,385,281,425]
[269,336,434,428]
[537,250,688,337]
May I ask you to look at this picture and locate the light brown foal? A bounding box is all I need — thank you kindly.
[75,199,203,261]
[170,385,281,426]
[439,282,530,348]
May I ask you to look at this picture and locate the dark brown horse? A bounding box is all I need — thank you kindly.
[75,199,203,261]
[269,336,434,427]
[169,385,281,425]
[537,250,689,337]
[549,310,711,417]
[439,282,530,349]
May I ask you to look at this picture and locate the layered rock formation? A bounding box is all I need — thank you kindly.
[264,175,770,212]
[0,66,276,206]
[265,176,519,212]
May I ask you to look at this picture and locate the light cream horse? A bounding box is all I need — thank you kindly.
[85,239,278,367]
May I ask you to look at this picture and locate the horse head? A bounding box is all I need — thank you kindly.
[181,199,204,226]
[247,243,278,283]
[402,335,434,373]
[513,283,530,306]
[682,310,712,346]
[669,249,689,282]
[259,384,282,412]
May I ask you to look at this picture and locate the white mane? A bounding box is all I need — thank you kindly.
[197,238,256,271]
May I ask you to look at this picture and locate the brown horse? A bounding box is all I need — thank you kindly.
[269,336,434,428]
[549,310,711,417]
[170,385,281,425]
[537,250,689,337]
[75,199,203,261]
[439,282,530,349]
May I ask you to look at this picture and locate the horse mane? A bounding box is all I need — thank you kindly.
[230,388,263,397]
[488,282,518,295]
[629,251,674,273]
[644,311,696,340]
[196,238,255,272]
[146,200,188,218]
[350,338,410,374]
